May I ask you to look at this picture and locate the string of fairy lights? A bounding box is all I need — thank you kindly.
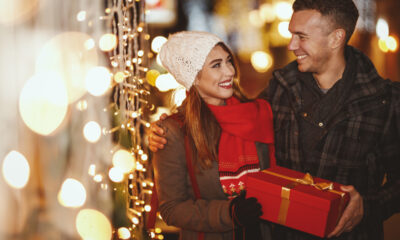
[103,0,161,239]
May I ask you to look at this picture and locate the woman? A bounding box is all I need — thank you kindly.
[152,31,275,240]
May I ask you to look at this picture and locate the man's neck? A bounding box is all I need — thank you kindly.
[313,52,346,90]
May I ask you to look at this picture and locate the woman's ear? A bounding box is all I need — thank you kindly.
[194,71,202,86]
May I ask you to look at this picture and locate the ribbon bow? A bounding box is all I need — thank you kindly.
[296,173,334,191]
[262,170,343,195]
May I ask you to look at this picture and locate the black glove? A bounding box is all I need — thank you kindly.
[229,192,262,226]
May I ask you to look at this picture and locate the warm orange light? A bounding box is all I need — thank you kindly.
[386,35,398,52]
[151,36,167,53]
[378,38,389,53]
[251,51,273,73]
[2,151,30,189]
[58,178,87,208]
[76,209,112,240]
[36,32,98,103]
[83,121,102,143]
[118,227,131,239]
[112,149,136,174]
[19,72,68,135]
[146,69,160,86]
[109,167,124,182]
[85,67,112,96]
[99,33,117,52]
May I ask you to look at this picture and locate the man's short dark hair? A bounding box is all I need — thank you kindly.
[293,0,359,43]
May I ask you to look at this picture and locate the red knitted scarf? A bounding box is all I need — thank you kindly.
[208,97,274,199]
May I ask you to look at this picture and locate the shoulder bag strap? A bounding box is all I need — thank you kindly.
[184,135,204,240]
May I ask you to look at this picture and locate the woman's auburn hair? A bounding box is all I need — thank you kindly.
[178,42,249,169]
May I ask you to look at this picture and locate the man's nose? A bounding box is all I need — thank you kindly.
[288,36,298,51]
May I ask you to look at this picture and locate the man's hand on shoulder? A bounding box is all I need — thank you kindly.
[148,113,168,152]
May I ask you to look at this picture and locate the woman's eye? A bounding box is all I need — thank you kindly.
[212,63,221,68]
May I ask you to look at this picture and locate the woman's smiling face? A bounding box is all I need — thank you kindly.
[194,44,236,106]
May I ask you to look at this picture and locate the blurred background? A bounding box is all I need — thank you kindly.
[0,0,398,240]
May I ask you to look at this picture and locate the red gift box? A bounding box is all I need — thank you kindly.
[247,166,349,238]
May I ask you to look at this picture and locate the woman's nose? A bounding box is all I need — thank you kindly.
[225,64,235,77]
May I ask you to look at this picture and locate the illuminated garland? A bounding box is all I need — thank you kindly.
[103,0,157,239]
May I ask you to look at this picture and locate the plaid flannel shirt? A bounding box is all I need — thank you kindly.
[261,46,400,240]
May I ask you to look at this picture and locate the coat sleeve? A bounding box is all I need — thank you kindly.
[152,119,232,233]
[363,82,400,222]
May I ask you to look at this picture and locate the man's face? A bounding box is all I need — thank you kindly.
[288,10,335,74]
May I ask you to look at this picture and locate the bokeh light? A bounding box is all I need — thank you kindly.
[76,209,112,240]
[278,21,291,39]
[146,69,160,86]
[378,38,389,52]
[83,121,102,143]
[99,33,118,52]
[251,51,273,73]
[36,32,98,103]
[248,10,263,28]
[2,151,30,189]
[88,164,96,176]
[19,71,68,136]
[58,178,87,208]
[151,36,168,53]
[173,87,186,107]
[114,71,126,83]
[376,18,389,39]
[76,100,88,111]
[112,149,136,174]
[131,216,140,225]
[274,2,293,20]
[155,73,181,92]
[144,205,151,212]
[386,35,398,52]
[85,66,112,96]
[76,11,87,22]
[84,38,96,50]
[94,174,103,182]
[259,3,275,23]
[109,167,124,183]
[118,227,131,239]
[141,154,149,161]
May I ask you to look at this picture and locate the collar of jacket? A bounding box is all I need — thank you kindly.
[272,45,389,109]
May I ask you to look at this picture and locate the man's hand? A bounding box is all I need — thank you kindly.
[148,113,168,152]
[327,185,364,238]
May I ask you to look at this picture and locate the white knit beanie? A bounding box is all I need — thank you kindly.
[159,31,222,90]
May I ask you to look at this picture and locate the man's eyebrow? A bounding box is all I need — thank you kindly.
[292,31,307,36]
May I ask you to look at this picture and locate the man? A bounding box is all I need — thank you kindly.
[148,0,400,239]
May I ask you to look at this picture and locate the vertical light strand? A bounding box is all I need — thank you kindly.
[105,0,152,236]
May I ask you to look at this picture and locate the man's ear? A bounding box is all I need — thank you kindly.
[330,28,346,49]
